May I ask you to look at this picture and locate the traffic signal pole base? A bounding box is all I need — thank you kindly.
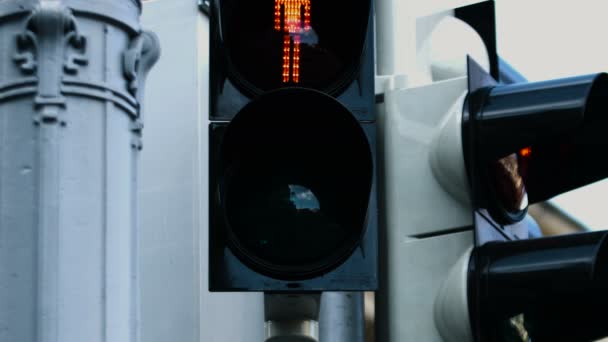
[319,292,365,342]
[264,293,321,342]
[265,320,319,342]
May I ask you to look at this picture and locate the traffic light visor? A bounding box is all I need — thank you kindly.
[467,71,608,223]
[471,231,608,341]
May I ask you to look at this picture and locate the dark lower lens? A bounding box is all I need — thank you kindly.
[220,88,372,278]
[226,166,349,267]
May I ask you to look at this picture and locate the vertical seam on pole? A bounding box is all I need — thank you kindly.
[0,29,4,251]
[102,22,109,342]
[131,120,138,342]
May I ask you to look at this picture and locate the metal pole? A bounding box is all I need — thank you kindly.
[0,1,159,341]
[319,292,366,342]
[265,293,321,342]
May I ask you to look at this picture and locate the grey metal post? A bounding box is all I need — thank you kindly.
[263,292,366,342]
[265,293,321,342]
[0,1,159,341]
[319,292,366,342]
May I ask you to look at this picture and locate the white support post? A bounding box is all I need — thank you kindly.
[375,1,493,341]
[140,1,265,341]
[319,292,366,342]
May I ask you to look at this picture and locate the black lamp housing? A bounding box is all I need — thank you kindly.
[208,0,377,292]
[463,56,608,342]
[469,231,608,342]
[463,56,608,239]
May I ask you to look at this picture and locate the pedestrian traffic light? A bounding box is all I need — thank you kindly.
[435,57,608,342]
[208,0,377,291]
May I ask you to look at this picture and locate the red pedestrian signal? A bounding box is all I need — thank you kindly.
[208,0,377,292]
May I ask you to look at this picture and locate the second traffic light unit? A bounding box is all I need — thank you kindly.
[208,0,377,291]
[434,58,608,342]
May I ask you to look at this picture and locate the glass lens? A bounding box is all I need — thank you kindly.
[220,89,373,274]
[226,166,350,266]
[223,0,369,92]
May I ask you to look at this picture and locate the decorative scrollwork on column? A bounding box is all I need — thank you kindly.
[14,31,38,74]
[123,31,161,105]
[13,1,88,122]
[124,30,161,150]
[64,30,88,75]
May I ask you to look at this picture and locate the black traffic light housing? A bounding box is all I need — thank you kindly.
[464,57,608,239]
[470,231,608,341]
[455,0,499,80]
[463,57,608,341]
[209,0,377,291]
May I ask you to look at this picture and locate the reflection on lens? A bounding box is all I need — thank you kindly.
[288,184,320,211]
[492,153,529,215]
[226,172,348,268]
[499,314,529,342]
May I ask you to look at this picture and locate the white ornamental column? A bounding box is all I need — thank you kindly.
[0,1,159,341]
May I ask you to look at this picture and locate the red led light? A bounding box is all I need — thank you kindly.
[275,0,311,84]
[520,147,532,158]
[282,35,290,83]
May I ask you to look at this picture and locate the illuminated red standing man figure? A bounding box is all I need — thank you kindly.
[274,0,311,83]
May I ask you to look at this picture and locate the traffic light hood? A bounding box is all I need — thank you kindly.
[456,58,608,341]
[470,231,608,341]
[436,231,608,342]
[466,73,608,162]
[464,57,608,224]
